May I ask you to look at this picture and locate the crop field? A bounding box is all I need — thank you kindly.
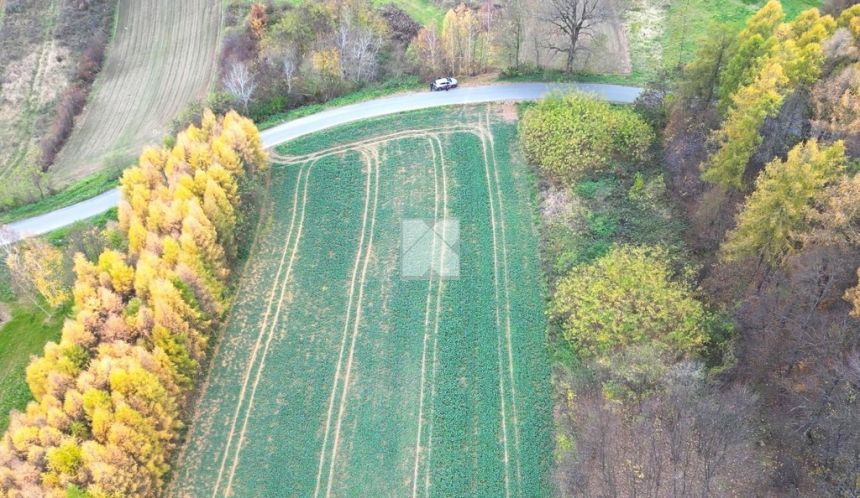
[172,105,552,497]
[50,0,222,186]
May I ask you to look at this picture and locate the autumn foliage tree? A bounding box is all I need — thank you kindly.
[0,110,267,497]
[409,3,490,77]
[722,140,846,265]
[704,5,837,190]
[4,238,72,313]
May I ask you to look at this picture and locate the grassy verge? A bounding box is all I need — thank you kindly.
[0,306,67,431]
[499,68,650,87]
[0,169,121,224]
[257,77,423,129]
[0,78,422,225]
[256,0,443,25]
[42,207,118,247]
[371,0,443,25]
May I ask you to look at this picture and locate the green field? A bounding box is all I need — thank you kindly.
[172,105,552,497]
[662,0,821,67]
[0,307,64,431]
[249,0,444,26]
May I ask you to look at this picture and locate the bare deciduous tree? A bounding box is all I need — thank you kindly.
[282,49,299,94]
[335,11,383,84]
[223,62,257,112]
[540,0,608,74]
[499,0,526,70]
[560,366,765,497]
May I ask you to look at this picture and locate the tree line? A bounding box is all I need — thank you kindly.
[522,1,860,495]
[644,0,858,494]
[0,110,267,497]
[184,0,615,127]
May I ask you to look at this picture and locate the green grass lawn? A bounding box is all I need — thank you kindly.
[662,0,822,67]
[248,0,444,26]
[173,105,552,497]
[0,307,65,431]
[617,0,822,84]
[371,0,443,25]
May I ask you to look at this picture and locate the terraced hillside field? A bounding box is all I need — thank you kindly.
[51,0,222,185]
[172,105,552,497]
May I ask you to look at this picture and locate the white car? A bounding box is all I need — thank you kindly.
[430,77,458,91]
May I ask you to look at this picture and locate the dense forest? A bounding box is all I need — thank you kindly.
[537,1,860,495]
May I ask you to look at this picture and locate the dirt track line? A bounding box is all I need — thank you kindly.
[313,150,376,498]
[324,146,381,498]
[484,109,523,495]
[269,125,482,166]
[477,125,512,498]
[411,136,441,498]
[210,163,307,498]
[422,134,449,498]
[223,153,317,494]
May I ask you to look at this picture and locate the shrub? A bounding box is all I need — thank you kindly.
[551,245,708,361]
[519,93,654,184]
[39,86,88,170]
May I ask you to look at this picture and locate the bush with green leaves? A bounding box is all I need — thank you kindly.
[551,245,708,362]
[519,93,654,184]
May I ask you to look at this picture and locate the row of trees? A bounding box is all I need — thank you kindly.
[0,110,267,496]
[409,3,495,77]
[213,0,393,122]
[523,2,860,494]
[703,2,837,190]
[207,0,616,124]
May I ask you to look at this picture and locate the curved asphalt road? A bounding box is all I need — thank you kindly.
[6,82,641,242]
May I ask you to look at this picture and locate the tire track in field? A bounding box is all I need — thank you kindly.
[476,122,513,498]
[210,162,308,498]
[483,108,524,495]
[312,149,378,498]
[323,146,381,498]
[222,149,322,494]
[411,135,441,498]
[276,126,519,497]
[269,125,483,166]
[421,134,450,498]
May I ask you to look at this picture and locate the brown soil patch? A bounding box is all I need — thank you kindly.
[495,102,519,123]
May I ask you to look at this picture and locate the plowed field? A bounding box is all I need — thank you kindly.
[51,0,222,185]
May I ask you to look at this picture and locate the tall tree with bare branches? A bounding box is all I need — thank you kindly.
[224,62,258,112]
[540,0,608,74]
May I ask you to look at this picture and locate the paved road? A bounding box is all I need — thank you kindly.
[6,82,642,241]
